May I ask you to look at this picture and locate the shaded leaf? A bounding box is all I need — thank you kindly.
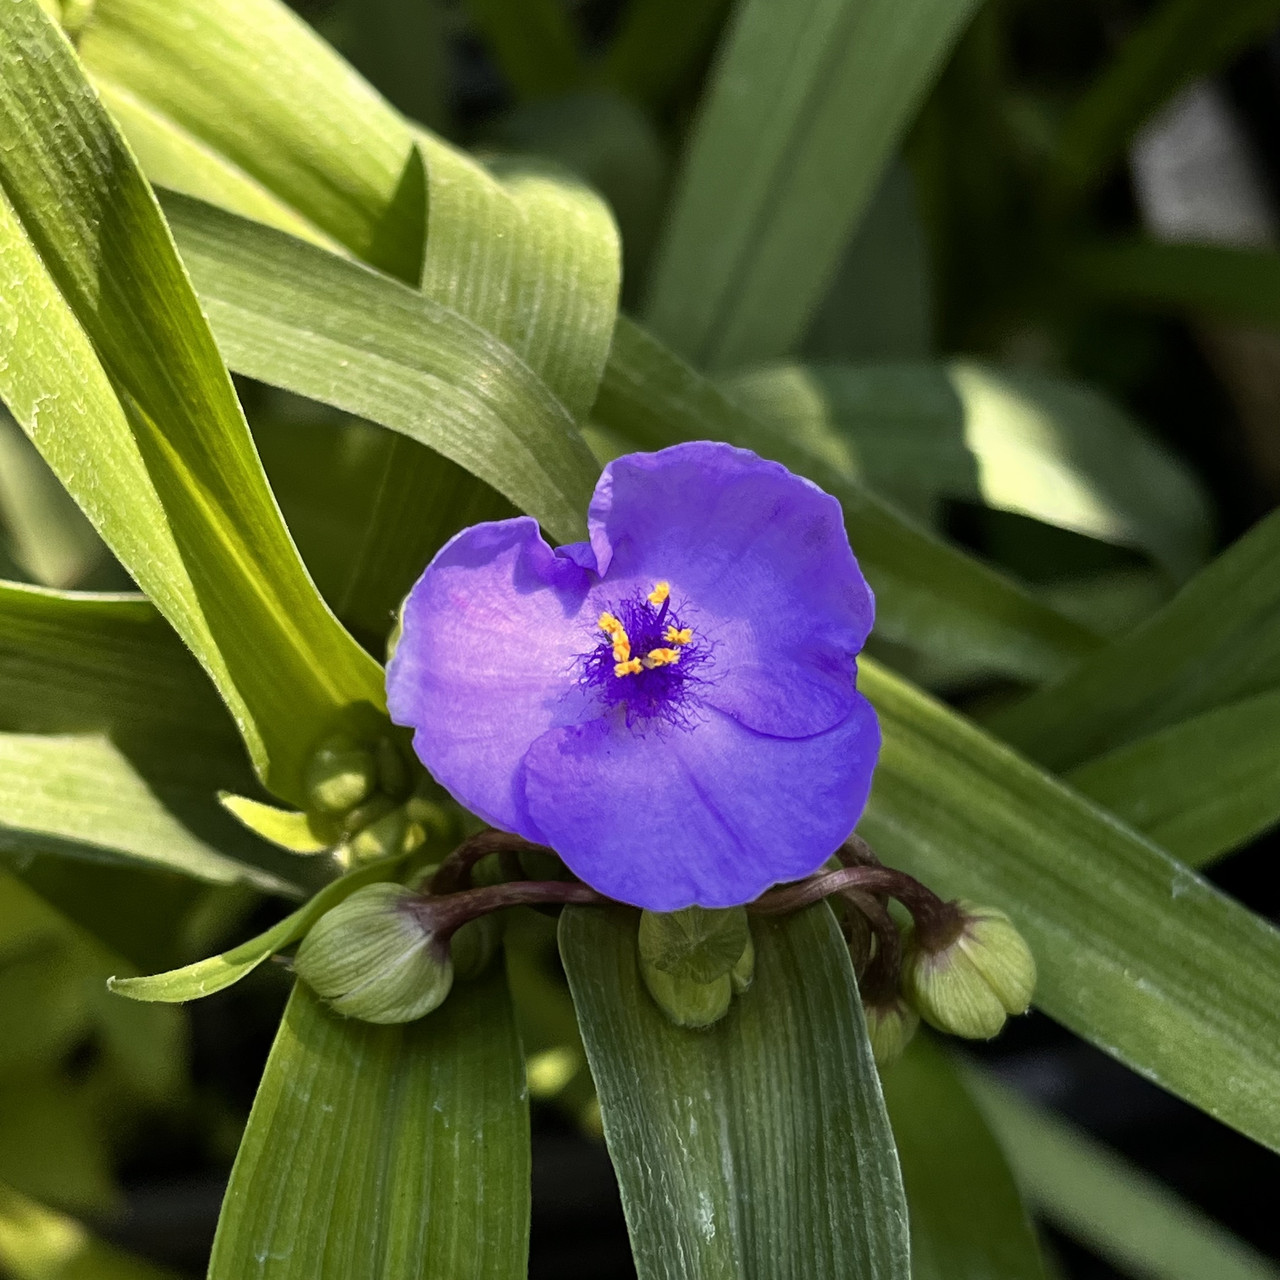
[861,657,1280,1155]
[0,2,385,805]
[643,0,981,369]
[560,904,910,1280]
[209,977,528,1280]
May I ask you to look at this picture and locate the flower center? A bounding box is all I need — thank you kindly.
[579,581,710,726]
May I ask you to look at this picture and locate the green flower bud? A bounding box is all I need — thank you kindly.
[863,997,919,1067]
[641,962,732,1030]
[295,883,452,1023]
[375,736,410,799]
[305,733,377,814]
[638,905,750,984]
[903,901,1036,1040]
[346,805,411,864]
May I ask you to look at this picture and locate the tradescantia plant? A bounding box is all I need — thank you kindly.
[2,0,1280,1276]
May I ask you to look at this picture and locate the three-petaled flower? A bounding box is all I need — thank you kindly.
[387,441,880,910]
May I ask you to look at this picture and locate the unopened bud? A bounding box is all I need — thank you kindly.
[639,905,750,984]
[641,963,732,1029]
[305,733,377,814]
[903,901,1035,1040]
[863,997,919,1067]
[347,805,412,864]
[295,883,452,1023]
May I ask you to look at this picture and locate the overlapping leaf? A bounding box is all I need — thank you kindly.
[0,1,384,806]
[561,905,910,1280]
[643,0,981,368]
[861,657,1280,1154]
[209,979,528,1280]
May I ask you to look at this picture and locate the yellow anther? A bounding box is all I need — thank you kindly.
[643,647,682,669]
[612,636,631,663]
[614,657,643,677]
[665,626,693,646]
[598,611,624,636]
[647,581,670,606]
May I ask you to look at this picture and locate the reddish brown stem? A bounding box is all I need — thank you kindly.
[430,830,546,895]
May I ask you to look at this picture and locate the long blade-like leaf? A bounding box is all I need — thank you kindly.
[560,904,910,1280]
[643,0,980,369]
[161,192,599,546]
[990,506,1280,769]
[861,657,1280,1155]
[882,1039,1045,1280]
[209,978,528,1280]
[0,582,297,893]
[968,1074,1280,1280]
[0,2,385,805]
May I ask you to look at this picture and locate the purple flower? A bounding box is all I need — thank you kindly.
[387,442,880,911]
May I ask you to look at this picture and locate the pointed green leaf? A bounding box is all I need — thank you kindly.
[1067,689,1280,868]
[163,192,599,548]
[882,1038,1045,1280]
[109,855,411,1002]
[643,0,981,369]
[596,318,1100,682]
[0,1,385,805]
[968,1074,1280,1280]
[560,904,910,1280]
[861,657,1280,1154]
[209,978,528,1280]
[0,583,299,893]
[990,506,1280,769]
[79,0,422,278]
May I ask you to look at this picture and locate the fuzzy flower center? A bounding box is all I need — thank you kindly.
[579,581,711,726]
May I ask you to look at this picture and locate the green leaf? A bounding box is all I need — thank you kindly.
[209,977,528,1280]
[0,407,105,589]
[804,160,933,364]
[723,360,1210,580]
[642,0,981,369]
[459,0,582,99]
[601,0,730,109]
[989,506,1280,770]
[108,855,412,1002]
[0,583,300,893]
[881,1038,1045,1280]
[163,190,599,549]
[333,138,618,631]
[597,317,1100,682]
[217,794,330,854]
[560,904,910,1280]
[1064,240,1280,332]
[0,2,386,806]
[860,657,1280,1155]
[967,1074,1280,1280]
[79,0,423,279]
[1065,689,1280,869]
[1048,0,1280,207]
[337,0,447,130]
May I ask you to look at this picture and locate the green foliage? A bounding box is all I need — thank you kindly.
[561,905,910,1280]
[3,0,1280,1274]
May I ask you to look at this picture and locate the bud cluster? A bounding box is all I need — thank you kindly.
[636,905,755,1029]
[302,729,453,869]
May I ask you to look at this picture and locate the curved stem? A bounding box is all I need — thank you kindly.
[430,829,546,895]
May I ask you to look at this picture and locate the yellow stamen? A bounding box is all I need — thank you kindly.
[612,636,631,662]
[614,657,643,677]
[643,647,681,669]
[598,611,624,636]
[647,581,670,606]
[664,626,693,645]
